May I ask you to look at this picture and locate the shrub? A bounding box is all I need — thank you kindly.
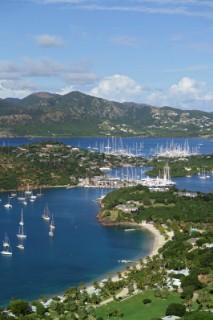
[166,303,186,317]
[143,298,152,304]
[182,311,213,320]
[7,299,30,317]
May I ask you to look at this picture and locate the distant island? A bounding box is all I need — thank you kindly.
[0,91,213,137]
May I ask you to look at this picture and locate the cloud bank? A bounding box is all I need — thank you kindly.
[0,56,213,111]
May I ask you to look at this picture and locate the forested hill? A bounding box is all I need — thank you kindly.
[0,91,212,137]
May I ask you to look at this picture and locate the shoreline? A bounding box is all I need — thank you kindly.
[42,221,169,307]
[104,222,169,283]
[83,221,170,300]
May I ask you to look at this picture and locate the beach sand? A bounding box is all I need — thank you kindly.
[42,222,172,305]
[111,222,170,281]
[140,222,168,258]
[85,222,173,298]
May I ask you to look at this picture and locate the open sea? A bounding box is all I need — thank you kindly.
[0,137,212,305]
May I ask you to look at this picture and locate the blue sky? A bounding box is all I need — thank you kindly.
[1,0,213,111]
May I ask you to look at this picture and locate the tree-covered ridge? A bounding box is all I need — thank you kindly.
[147,154,213,177]
[99,185,213,225]
[0,141,145,191]
[0,91,213,137]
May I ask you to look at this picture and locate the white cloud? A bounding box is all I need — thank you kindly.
[35,34,64,48]
[109,35,139,46]
[146,76,213,111]
[0,57,97,99]
[1,57,213,112]
[90,74,143,102]
[57,85,75,95]
[170,77,198,95]
[0,80,36,99]
[89,75,213,111]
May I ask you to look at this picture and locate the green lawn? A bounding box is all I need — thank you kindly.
[96,290,183,320]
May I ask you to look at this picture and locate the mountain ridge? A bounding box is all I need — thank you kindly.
[0,91,212,137]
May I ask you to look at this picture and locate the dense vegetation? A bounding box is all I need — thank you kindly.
[95,185,213,319]
[0,141,145,191]
[0,145,213,319]
[99,185,213,225]
[147,154,213,177]
[0,91,213,137]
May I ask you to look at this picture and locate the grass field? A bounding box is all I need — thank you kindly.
[95,290,183,320]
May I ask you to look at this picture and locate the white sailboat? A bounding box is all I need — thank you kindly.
[10,192,17,197]
[199,167,206,179]
[1,234,12,255]
[17,192,26,201]
[17,211,27,239]
[17,239,24,250]
[49,224,54,237]
[4,196,12,208]
[48,213,55,237]
[30,191,37,201]
[36,188,43,197]
[42,204,50,221]
[25,184,32,195]
[19,210,24,226]
[3,233,9,248]
[50,215,55,230]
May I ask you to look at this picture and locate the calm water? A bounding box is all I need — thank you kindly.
[0,137,212,157]
[0,187,152,305]
[0,137,212,305]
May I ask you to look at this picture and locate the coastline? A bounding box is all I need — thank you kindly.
[43,221,169,307]
[84,221,171,300]
[139,222,168,258]
[108,222,169,282]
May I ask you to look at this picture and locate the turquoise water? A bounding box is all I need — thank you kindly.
[0,187,153,305]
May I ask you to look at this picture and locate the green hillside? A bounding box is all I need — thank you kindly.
[0,91,212,137]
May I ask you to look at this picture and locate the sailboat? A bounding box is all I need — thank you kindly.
[4,196,12,208]
[50,215,55,230]
[10,192,17,197]
[199,167,206,179]
[17,192,26,202]
[36,188,43,197]
[42,204,50,221]
[25,184,32,195]
[1,233,12,255]
[17,239,24,250]
[49,224,54,237]
[30,191,37,202]
[17,211,27,238]
[19,210,24,226]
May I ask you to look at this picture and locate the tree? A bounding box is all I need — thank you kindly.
[165,303,186,317]
[143,298,151,304]
[7,299,30,317]
[182,311,213,320]
[181,285,195,300]
[32,301,46,316]
[127,282,134,295]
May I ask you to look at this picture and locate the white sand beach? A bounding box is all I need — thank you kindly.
[109,222,171,282]
[140,222,169,258]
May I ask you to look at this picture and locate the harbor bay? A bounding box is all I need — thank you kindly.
[0,137,213,305]
[0,187,153,305]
